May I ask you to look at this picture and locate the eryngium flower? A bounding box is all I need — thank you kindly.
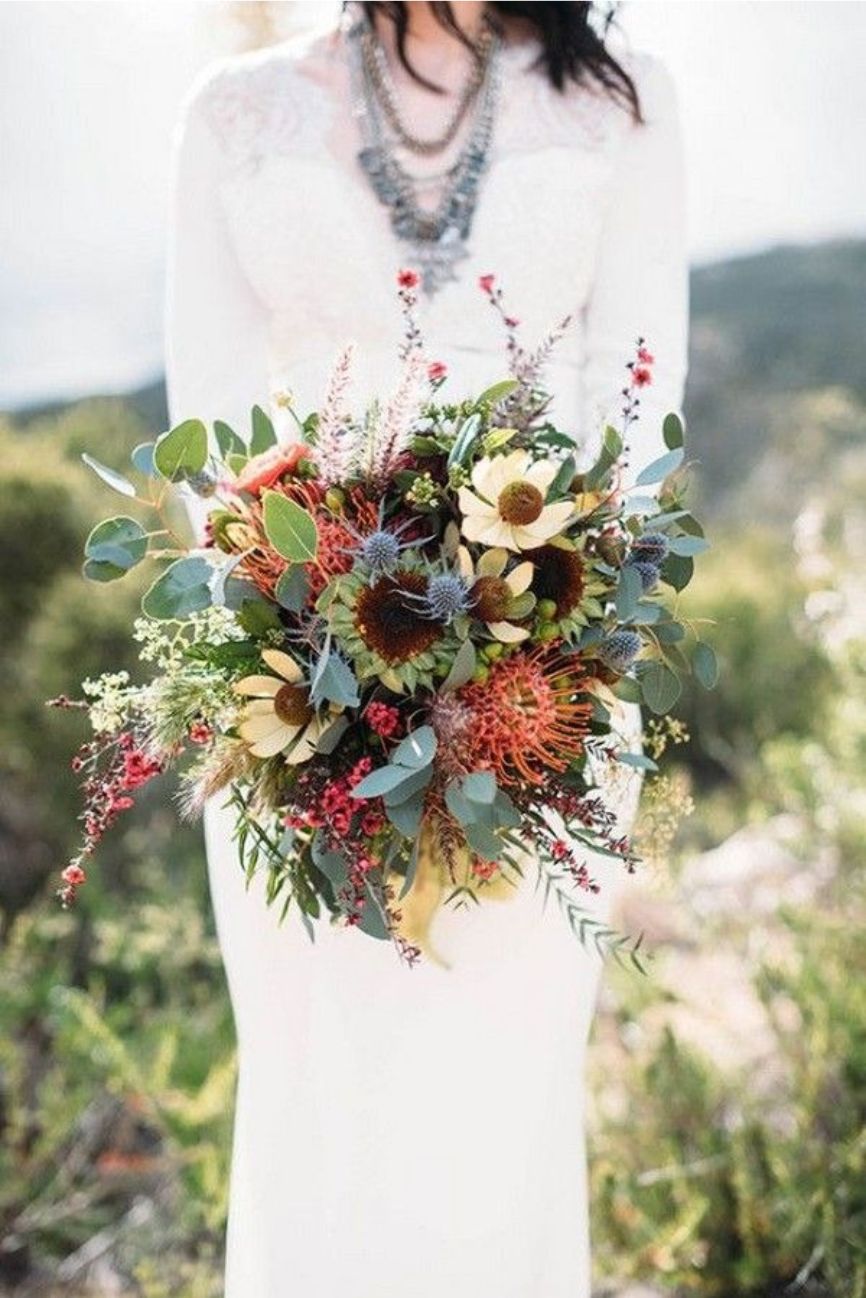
[355,571,444,665]
[631,532,669,565]
[598,629,642,674]
[415,572,472,623]
[628,559,660,593]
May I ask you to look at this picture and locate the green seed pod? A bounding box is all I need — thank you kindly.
[482,642,504,662]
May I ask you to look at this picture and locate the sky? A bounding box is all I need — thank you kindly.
[1,0,865,409]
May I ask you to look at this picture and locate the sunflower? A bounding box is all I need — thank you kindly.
[455,545,535,643]
[320,564,458,693]
[458,449,574,551]
[525,542,587,617]
[233,649,336,763]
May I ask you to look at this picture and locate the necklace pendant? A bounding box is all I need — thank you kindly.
[416,228,469,297]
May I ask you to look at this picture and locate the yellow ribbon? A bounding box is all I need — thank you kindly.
[389,820,518,967]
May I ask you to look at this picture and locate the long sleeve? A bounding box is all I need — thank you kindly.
[165,72,271,434]
[580,57,689,483]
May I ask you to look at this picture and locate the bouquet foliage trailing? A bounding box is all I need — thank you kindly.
[54,272,715,966]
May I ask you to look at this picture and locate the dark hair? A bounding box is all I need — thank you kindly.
[360,2,641,120]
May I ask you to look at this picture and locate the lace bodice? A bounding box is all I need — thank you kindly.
[165,22,688,478]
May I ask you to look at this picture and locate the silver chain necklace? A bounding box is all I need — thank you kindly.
[347,11,502,297]
[359,18,495,157]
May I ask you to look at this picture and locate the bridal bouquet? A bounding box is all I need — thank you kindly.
[54,272,715,966]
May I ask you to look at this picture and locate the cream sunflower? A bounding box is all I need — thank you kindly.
[455,545,535,643]
[458,449,574,552]
[233,649,335,764]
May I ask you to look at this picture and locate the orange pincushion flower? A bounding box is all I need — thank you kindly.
[226,482,379,603]
[457,644,593,786]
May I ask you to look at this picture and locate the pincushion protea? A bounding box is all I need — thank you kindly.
[457,643,594,786]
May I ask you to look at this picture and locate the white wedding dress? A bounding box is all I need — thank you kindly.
[165,19,687,1298]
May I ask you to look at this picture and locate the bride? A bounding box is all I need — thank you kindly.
[166,2,687,1294]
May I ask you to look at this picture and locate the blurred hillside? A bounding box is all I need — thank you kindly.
[0,240,864,1297]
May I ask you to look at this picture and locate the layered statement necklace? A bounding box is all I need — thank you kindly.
[347,7,502,296]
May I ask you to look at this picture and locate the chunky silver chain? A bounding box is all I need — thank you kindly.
[347,9,502,297]
[359,18,495,157]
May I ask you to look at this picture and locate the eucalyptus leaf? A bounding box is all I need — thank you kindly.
[392,725,437,770]
[632,601,662,624]
[635,447,684,487]
[274,565,310,613]
[655,620,686,643]
[464,822,503,862]
[663,412,685,449]
[141,556,213,620]
[444,781,478,828]
[153,419,208,480]
[644,508,690,529]
[262,491,318,562]
[351,764,420,800]
[639,661,682,715]
[441,639,476,692]
[82,557,127,583]
[215,420,246,458]
[694,640,720,689]
[386,794,426,838]
[310,652,360,709]
[315,714,350,755]
[382,765,433,806]
[613,675,642,703]
[615,564,642,622]
[667,534,710,557]
[617,752,659,772]
[84,516,147,572]
[81,454,137,498]
[462,771,497,805]
[131,442,157,477]
[250,405,277,455]
[660,553,694,592]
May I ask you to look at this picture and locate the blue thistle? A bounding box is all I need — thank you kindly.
[628,559,660,593]
[359,529,402,574]
[407,572,472,624]
[632,532,669,565]
[598,629,642,673]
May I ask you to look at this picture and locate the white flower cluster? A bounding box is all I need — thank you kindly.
[133,607,244,668]
[81,671,140,736]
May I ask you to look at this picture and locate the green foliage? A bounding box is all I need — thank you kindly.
[591,912,866,1296]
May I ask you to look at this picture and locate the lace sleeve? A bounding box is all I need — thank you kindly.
[164,68,271,434]
[579,56,689,484]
